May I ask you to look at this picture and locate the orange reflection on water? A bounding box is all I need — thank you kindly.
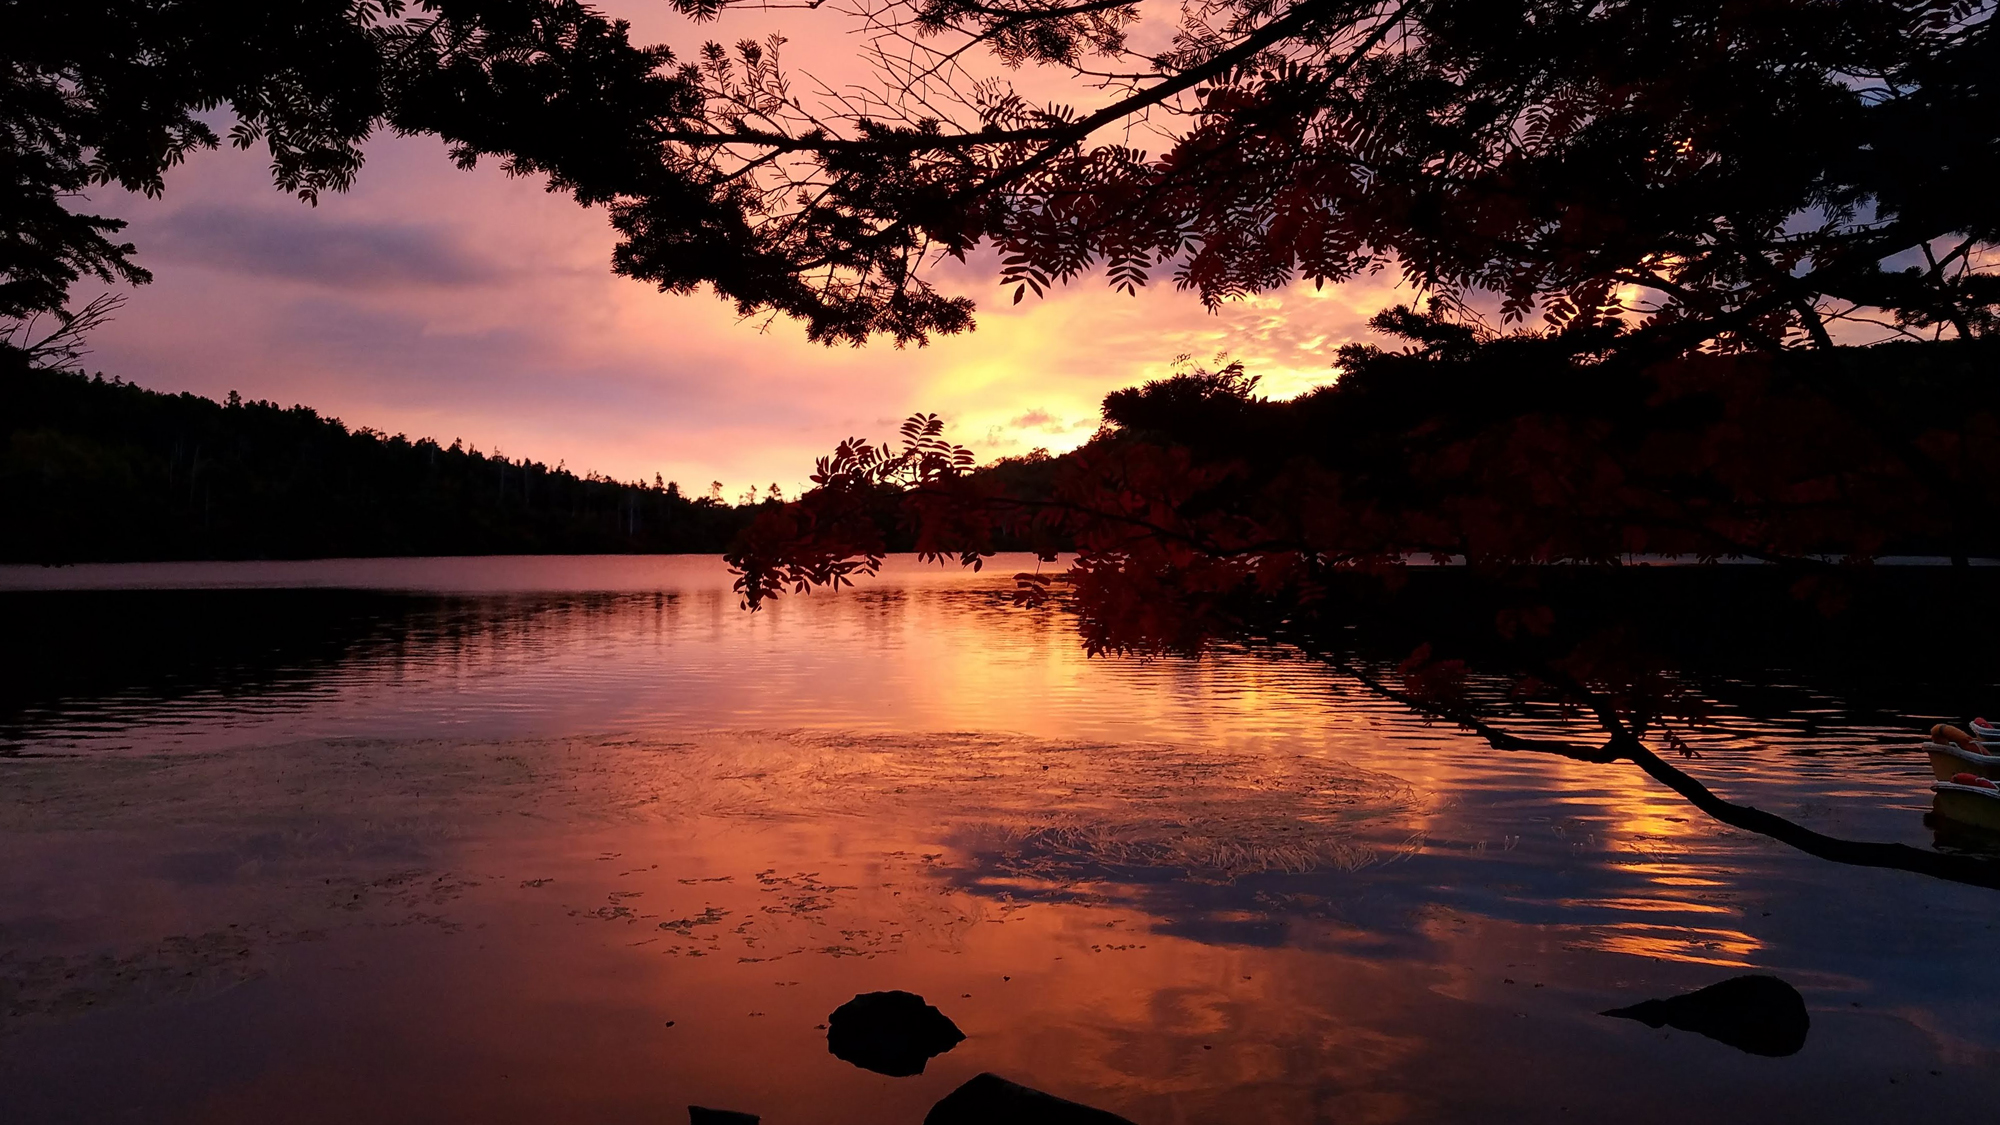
[1568,924,1764,967]
[5,557,1996,1123]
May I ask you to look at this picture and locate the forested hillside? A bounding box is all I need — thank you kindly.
[2,360,760,562]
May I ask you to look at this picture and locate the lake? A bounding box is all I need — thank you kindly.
[1,555,1994,1123]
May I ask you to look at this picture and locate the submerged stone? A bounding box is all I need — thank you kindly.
[1602,974,1810,1057]
[925,1073,1137,1125]
[825,990,965,1076]
[688,1107,759,1125]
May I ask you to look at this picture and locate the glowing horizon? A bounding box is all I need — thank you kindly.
[57,2,1418,498]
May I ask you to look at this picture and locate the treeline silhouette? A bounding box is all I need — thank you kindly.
[3,361,766,562]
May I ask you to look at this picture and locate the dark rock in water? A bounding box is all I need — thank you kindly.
[826,990,965,1076]
[1603,974,1810,1057]
[688,1108,759,1125]
[925,1073,1137,1125]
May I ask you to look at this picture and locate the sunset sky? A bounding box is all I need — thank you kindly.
[66,1,1415,496]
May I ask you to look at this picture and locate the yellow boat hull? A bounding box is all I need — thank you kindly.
[1925,742,2000,782]
[1933,783,2000,832]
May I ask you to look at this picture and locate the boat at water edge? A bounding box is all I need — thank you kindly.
[1924,740,2000,781]
[1932,779,2000,832]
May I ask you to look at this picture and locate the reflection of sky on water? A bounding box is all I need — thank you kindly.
[9,558,1387,754]
[2,556,1997,1123]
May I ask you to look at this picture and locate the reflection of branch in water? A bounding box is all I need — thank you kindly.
[1282,636,2000,893]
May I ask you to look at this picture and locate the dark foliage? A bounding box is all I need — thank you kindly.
[1,0,973,348]
[1,361,761,562]
[9,2,1994,352]
[3,0,374,321]
[1097,326,2000,569]
[740,334,2000,637]
[657,0,1998,351]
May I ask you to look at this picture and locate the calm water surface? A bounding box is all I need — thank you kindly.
[1,555,1994,1123]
